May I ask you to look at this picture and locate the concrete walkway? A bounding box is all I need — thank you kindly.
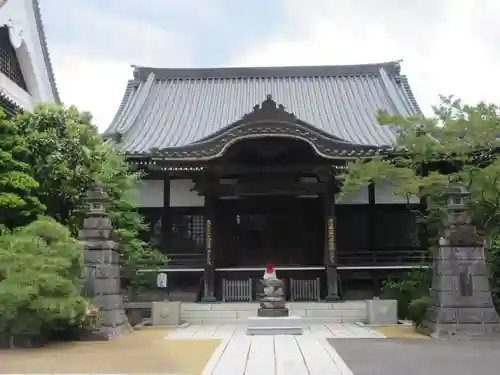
[166,323,385,375]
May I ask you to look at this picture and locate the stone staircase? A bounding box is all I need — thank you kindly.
[180,301,368,325]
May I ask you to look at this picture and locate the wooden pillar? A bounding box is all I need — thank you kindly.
[201,174,217,302]
[368,182,376,251]
[161,174,171,254]
[322,171,340,301]
[368,182,378,293]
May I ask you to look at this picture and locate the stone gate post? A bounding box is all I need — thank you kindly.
[79,185,130,339]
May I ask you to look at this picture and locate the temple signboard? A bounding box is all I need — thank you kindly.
[327,217,335,264]
[206,219,213,265]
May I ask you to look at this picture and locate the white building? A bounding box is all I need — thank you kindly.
[0,0,59,116]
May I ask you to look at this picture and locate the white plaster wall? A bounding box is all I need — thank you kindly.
[0,69,32,108]
[375,179,419,204]
[135,179,164,208]
[170,179,205,207]
[0,0,57,109]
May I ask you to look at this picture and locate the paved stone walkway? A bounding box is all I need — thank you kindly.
[166,323,385,375]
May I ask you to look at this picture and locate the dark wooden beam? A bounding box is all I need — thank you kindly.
[368,182,376,250]
[192,181,325,197]
[210,163,329,175]
[160,174,171,254]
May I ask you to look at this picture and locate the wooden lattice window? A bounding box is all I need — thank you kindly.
[171,214,205,253]
[0,26,27,91]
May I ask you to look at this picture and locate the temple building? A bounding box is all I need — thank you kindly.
[104,61,429,302]
[0,0,59,117]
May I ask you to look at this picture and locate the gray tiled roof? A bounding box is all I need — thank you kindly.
[105,61,420,153]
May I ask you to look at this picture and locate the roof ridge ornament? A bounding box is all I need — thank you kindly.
[241,94,296,124]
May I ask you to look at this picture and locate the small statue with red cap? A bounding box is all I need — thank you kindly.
[263,264,277,280]
[258,263,289,317]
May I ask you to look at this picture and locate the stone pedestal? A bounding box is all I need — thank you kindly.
[257,307,289,317]
[247,277,302,335]
[366,299,398,325]
[247,316,303,335]
[152,301,181,326]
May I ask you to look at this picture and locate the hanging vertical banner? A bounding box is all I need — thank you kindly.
[327,217,336,263]
[206,219,212,265]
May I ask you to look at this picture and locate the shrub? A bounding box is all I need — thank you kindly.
[0,218,87,347]
[0,110,44,230]
[407,296,431,327]
[381,268,432,319]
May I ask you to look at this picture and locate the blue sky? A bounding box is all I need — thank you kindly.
[40,0,500,130]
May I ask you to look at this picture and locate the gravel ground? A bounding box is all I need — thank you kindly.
[0,327,220,375]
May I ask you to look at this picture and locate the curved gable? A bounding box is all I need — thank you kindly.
[149,95,383,161]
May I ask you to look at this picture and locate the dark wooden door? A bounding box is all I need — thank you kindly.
[215,197,323,267]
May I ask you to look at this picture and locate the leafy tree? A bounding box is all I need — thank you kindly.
[12,104,106,234]
[12,104,167,296]
[98,151,168,296]
[338,96,500,244]
[0,218,87,346]
[0,110,44,231]
[338,97,500,315]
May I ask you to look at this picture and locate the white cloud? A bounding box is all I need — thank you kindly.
[230,0,500,115]
[47,3,193,130]
[51,50,131,130]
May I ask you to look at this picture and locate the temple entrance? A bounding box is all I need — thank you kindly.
[216,196,323,268]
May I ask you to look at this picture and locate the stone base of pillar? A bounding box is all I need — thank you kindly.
[200,296,217,303]
[258,307,289,317]
[422,319,500,339]
[422,244,500,339]
[325,294,341,302]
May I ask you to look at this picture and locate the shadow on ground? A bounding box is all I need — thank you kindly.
[0,327,220,375]
[329,338,500,375]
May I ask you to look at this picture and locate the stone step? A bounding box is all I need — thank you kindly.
[181,307,365,322]
[180,301,366,312]
[181,315,364,324]
[127,301,369,325]
[247,316,302,327]
[247,326,303,335]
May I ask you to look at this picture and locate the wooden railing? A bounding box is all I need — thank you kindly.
[338,249,431,267]
[222,278,253,302]
[290,278,321,301]
[220,277,322,302]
